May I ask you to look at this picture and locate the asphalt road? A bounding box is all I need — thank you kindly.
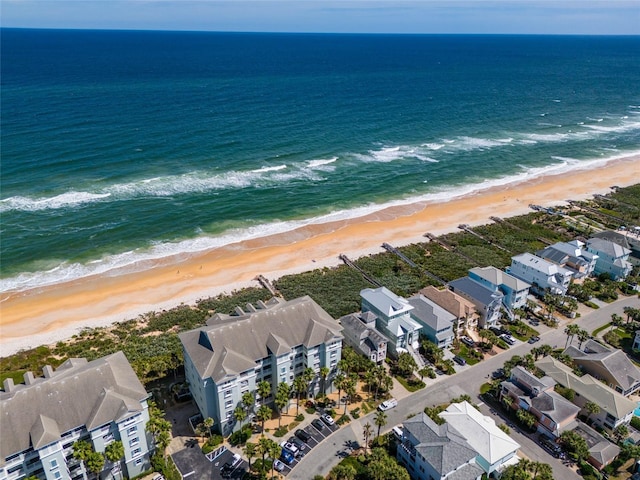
[289,295,640,480]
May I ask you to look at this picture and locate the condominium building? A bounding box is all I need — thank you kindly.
[179,296,343,435]
[0,352,152,480]
[507,253,573,296]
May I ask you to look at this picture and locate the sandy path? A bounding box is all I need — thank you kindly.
[1,154,638,355]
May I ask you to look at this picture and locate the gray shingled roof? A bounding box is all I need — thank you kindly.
[468,266,531,291]
[361,287,413,317]
[407,294,456,333]
[339,313,388,356]
[564,340,640,393]
[535,356,636,419]
[587,237,631,258]
[180,296,343,382]
[403,413,479,477]
[0,351,147,462]
[448,277,503,307]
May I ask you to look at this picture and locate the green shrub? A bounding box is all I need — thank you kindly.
[228,427,251,446]
[337,414,351,425]
[632,416,640,431]
[274,426,288,437]
[584,301,600,309]
[306,407,316,414]
[295,414,304,422]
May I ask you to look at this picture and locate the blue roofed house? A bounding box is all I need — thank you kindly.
[407,294,456,348]
[586,237,633,280]
[468,266,531,312]
[360,287,422,358]
[537,240,598,279]
[447,277,503,329]
[506,253,573,296]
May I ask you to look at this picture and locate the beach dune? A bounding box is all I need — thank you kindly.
[1,154,639,356]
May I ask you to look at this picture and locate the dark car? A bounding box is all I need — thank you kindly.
[540,436,563,457]
[528,335,540,344]
[453,356,466,366]
[312,418,326,431]
[491,368,505,380]
[289,436,307,452]
[280,449,295,465]
[295,429,311,442]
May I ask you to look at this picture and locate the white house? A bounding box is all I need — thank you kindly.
[586,237,633,281]
[360,287,422,358]
[537,240,598,279]
[507,253,573,296]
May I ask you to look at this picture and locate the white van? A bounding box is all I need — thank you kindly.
[379,398,398,411]
[392,426,404,439]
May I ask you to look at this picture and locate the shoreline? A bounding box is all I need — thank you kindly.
[1,154,639,356]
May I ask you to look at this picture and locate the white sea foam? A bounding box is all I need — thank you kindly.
[0,192,111,213]
[3,149,638,294]
[251,164,287,173]
[307,157,338,168]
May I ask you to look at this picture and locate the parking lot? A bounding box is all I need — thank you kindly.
[172,444,248,480]
[278,413,340,476]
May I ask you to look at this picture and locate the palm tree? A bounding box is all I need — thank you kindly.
[293,376,306,415]
[72,440,92,474]
[334,372,346,405]
[156,431,171,459]
[258,436,271,464]
[478,329,498,352]
[234,405,247,428]
[320,366,330,395]
[257,380,271,405]
[374,410,387,438]
[337,358,350,376]
[203,417,214,439]
[86,451,105,478]
[242,390,255,418]
[275,391,289,429]
[362,422,373,455]
[256,405,272,435]
[577,329,590,349]
[502,394,514,411]
[105,440,124,472]
[303,367,316,398]
[244,442,257,471]
[267,440,282,479]
[564,324,581,348]
[584,401,600,424]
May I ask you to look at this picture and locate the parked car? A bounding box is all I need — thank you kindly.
[273,459,285,472]
[295,429,311,442]
[453,355,467,366]
[321,413,335,426]
[528,335,540,344]
[491,368,505,380]
[378,398,398,411]
[280,441,299,456]
[312,418,326,431]
[289,436,307,452]
[499,333,516,345]
[490,326,505,336]
[460,336,475,347]
[539,436,563,458]
[280,449,295,465]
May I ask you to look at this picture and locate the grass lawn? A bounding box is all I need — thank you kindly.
[457,345,481,365]
[592,323,612,337]
[395,375,426,392]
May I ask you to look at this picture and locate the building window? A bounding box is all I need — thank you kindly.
[54,471,62,479]
[135,458,143,467]
[50,460,58,469]
[224,390,233,398]
[128,426,137,436]
[132,448,141,458]
[129,438,139,447]
[225,399,234,409]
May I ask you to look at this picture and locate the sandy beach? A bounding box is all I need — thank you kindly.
[1,154,639,356]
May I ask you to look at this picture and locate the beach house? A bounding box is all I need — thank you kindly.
[535,356,635,430]
[419,286,479,334]
[0,352,153,480]
[586,237,633,280]
[536,240,599,279]
[506,252,573,296]
[563,339,640,396]
[339,311,388,363]
[360,287,422,358]
[179,296,343,435]
[468,266,531,312]
[396,412,484,480]
[447,277,503,329]
[500,366,580,438]
[407,294,456,348]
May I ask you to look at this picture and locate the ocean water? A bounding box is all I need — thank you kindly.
[1,30,639,293]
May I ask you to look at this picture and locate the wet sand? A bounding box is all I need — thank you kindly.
[1,154,639,355]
